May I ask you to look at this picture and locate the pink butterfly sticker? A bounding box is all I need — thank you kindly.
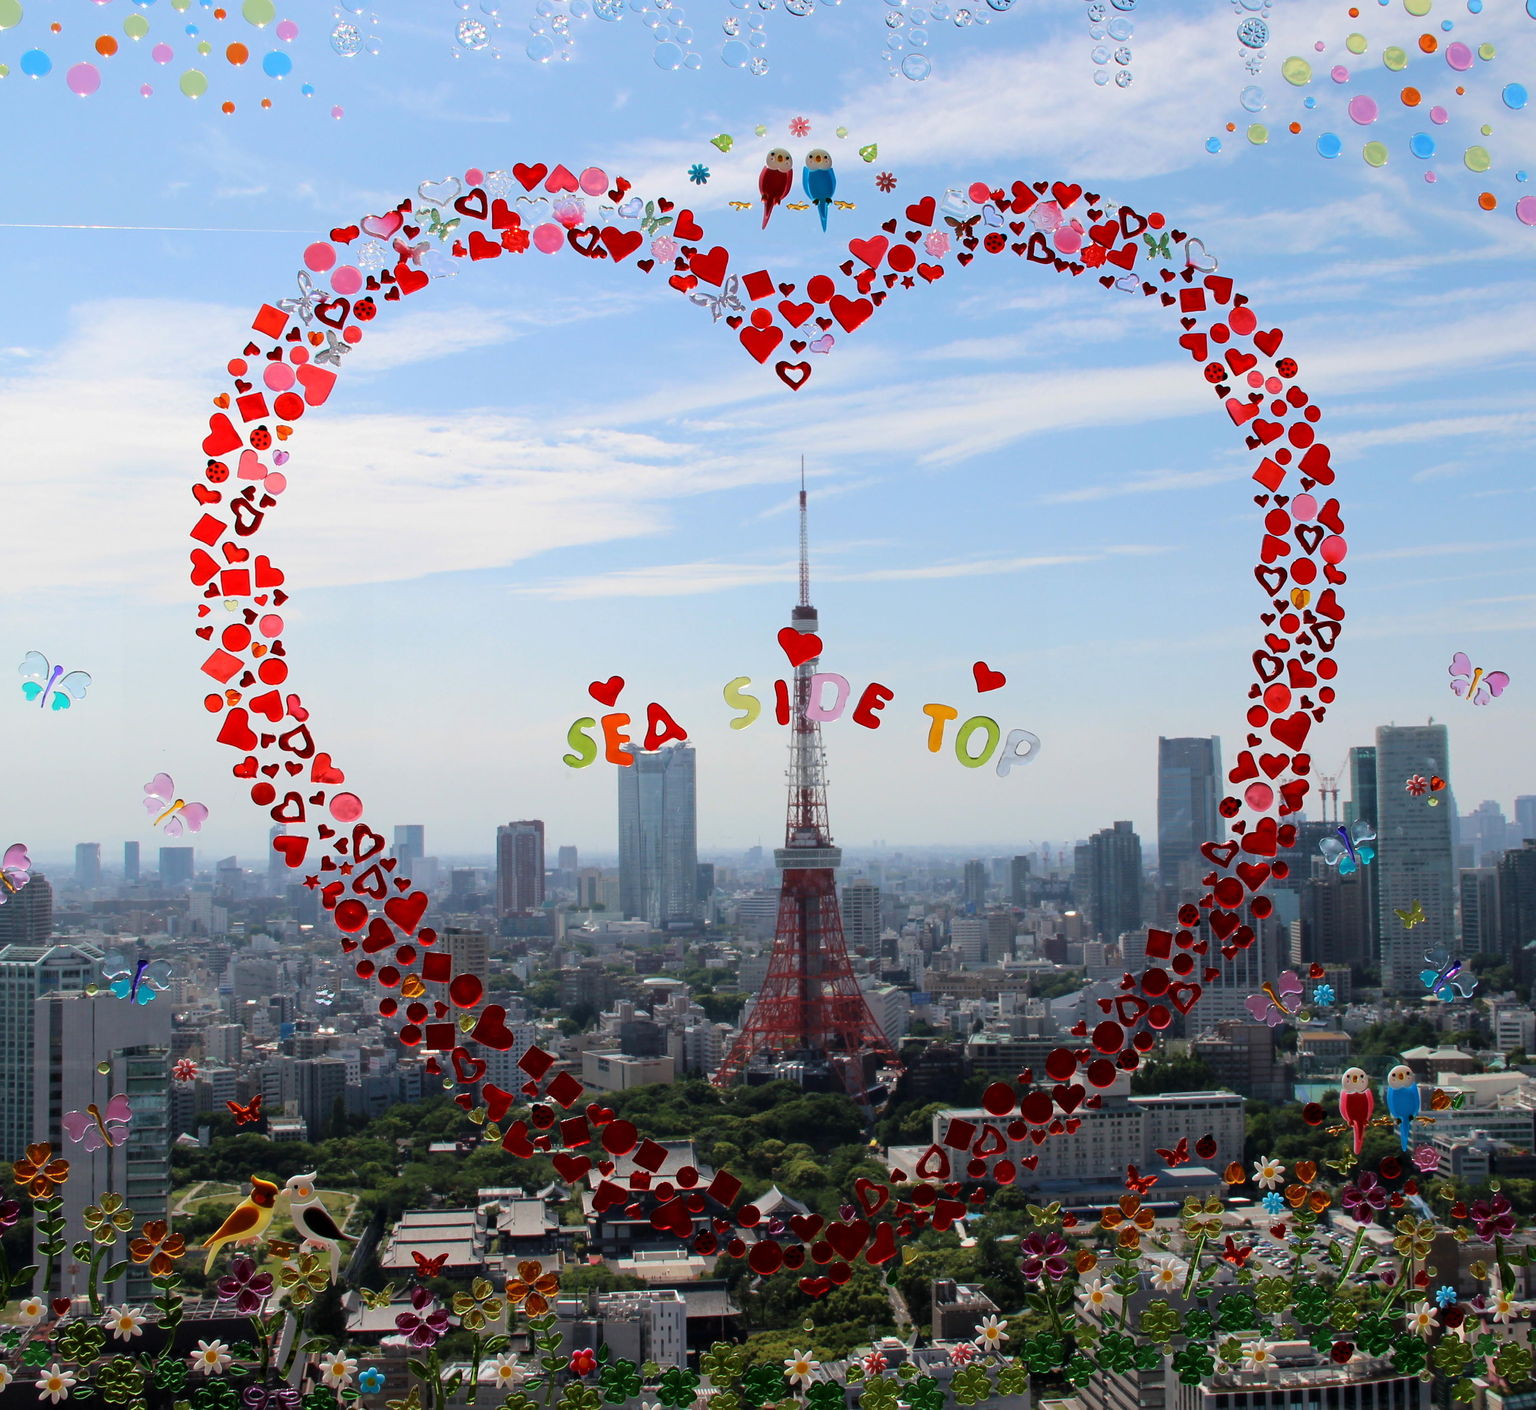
[62,1094,133,1151]
[1449,651,1509,706]
[1244,970,1304,1027]
[143,773,209,837]
[0,843,31,902]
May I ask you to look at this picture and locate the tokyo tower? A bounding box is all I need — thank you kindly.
[712,466,900,1104]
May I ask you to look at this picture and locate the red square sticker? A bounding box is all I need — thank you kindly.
[190,514,227,546]
[252,304,289,339]
[220,569,251,597]
[237,392,270,423]
[741,269,774,302]
[201,650,243,683]
[1179,288,1207,313]
[421,951,451,983]
[424,1023,456,1051]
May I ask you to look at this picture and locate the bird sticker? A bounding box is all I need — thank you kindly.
[143,773,209,838]
[1421,951,1477,1002]
[1338,1067,1374,1155]
[802,148,837,231]
[284,1173,357,1279]
[202,1175,280,1273]
[759,147,794,229]
[1319,821,1376,877]
[1449,651,1509,706]
[1384,1065,1422,1153]
[19,651,91,711]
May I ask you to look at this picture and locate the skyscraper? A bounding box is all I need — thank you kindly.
[268,825,287,890]
[1460,801,1510,867]
[1347,743,1382,962]
[1156,737,1221,908]
[1515,796,1536,845]
[962,859,987,910]
[0,873,53,948]
[1498,842,1536,965]
[33,991,171,1301]
[394,825,426,874]
[1086,821,1144,943]
[1008,855,1032,908]
[123,841,140,885]
[618,745,699,929]
[1375,724,1456,992]
[74,843,101,890]
[159,846,195,888]
[1460,868,1501,957]
[496,821,545,915]
[0,941,104,1168]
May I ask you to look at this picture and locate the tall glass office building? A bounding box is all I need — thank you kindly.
[618,743,699,929]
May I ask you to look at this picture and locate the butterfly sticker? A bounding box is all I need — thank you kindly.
[1143,231,1172,259]
[411,1250,449,1278]
[1155,1137,1190,1168]
[1396,900,1427,930]
[637,200,673,237]
[1449,651,1509,706]
[275,270,324,326]
[62,1094,132,1151]
[101,953,174,1005]
[19,652,91,711]
[0,843,31,901]
[1245,970,1305,1027]
[1123,1165,1159,1196]
[1421,951,1477,1002]
[360,1283,398,1310]
[1319,821,1376,877]
[1025,1201,1062,1227]
[143,774,209,838]
[687,275,745,324]
[944,213,981,239]
[227,1094,264,1126]
[419,208,460,241]
[1219,1235,1254,1269]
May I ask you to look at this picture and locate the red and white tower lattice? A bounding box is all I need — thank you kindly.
[712,469,899,1103]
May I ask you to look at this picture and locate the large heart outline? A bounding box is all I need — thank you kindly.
[186,161,1347,1284]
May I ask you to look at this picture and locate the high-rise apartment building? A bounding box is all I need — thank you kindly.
[496,821,545,916]
[394,825,426,874]
[1086,821,1144,943]
[617,744,699,929]
[842,879,882,954]
[1375,724,1456,992]
[33,991,171,1301]
[0,873,53,948]
[74,842,101,890]
[159,846,195,888]
[0,942,105,1166]
[1156,736,1221,906]
[123,841,140,885]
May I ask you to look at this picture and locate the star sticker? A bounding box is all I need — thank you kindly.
[339,863,354,876]
[303,876,319,889]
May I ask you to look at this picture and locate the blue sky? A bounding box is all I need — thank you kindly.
[3,0,1534,867]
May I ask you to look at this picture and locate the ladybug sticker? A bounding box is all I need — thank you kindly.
[206,459,230,484]
[249,426,273,451]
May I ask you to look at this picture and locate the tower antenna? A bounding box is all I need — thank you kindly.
[798,455,810,609]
